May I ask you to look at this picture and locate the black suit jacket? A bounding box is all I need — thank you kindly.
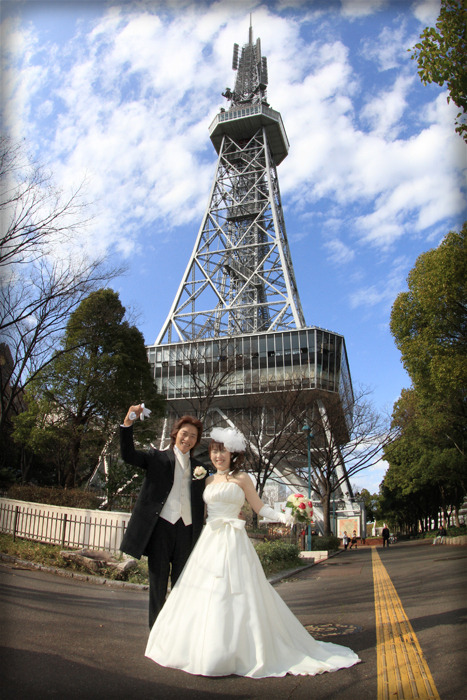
[119,426,207,559]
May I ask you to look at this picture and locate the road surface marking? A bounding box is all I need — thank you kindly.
[372,547,440,700]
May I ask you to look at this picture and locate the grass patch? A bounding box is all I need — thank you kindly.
[0,533,70,568]
[125,558,149,585]
[1,533,309,583]
[420,525,467,539]
[0,533,148,583]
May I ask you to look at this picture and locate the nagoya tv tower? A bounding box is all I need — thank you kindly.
[157,21,304,342]
[147,20,357,529]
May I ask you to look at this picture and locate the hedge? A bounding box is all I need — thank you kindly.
[5,485,101,509]
[255,540,301,569]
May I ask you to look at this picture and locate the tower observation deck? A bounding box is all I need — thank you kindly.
[146,21,358,534]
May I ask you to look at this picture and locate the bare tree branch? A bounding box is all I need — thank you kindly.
[0,136,125,435]
[0,136,92,268]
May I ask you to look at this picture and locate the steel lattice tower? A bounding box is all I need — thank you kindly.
[146,22,361,535]
[156,24,304,344]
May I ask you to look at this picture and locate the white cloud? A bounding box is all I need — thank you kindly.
[349,254,408,310]
[2,1,465,266]
[360,22,412,71]
[351,457,388,494]
[412,0,440,26]
[3,7,231,255]
[340,0,388,19]
[361,74,414,137]
[325,238,356,265]
[1,18,46,141]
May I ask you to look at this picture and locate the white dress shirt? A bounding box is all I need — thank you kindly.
[160,445,192,526]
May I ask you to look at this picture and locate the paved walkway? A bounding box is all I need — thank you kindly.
[1,540,465,699]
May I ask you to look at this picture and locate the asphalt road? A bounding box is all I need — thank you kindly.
[0,540,465,700]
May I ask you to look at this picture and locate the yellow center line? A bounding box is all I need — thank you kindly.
[372,547,440,700]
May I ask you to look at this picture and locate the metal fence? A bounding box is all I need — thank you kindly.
[0,499,129,553]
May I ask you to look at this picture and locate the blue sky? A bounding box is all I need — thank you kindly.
[1,0,466,493]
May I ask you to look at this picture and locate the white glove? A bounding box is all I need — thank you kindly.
[259,504,294,527]
[129,403,152,421]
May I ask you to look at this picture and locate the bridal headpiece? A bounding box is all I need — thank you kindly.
[209,427,247,454]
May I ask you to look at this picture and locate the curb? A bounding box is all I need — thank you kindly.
[268,548,343,585]
[0,548,342,589]
[0,552,149,590]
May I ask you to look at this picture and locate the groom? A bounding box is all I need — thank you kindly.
[120,406,207,627]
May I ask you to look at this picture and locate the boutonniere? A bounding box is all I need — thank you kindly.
[192,466,207,480]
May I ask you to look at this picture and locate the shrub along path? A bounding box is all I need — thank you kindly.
[0,533,334,587]
[7,528,464,587]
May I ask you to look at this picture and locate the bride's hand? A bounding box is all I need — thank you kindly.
[278,511,295,528]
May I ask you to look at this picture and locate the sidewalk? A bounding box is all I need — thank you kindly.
[2,539,465,699]
[0,547,341,590]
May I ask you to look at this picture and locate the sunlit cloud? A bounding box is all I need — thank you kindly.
[325,238,356,265]
[340,0,389,19]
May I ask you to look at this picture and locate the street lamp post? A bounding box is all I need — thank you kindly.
[332,492,336,535]
[302,424,313,551]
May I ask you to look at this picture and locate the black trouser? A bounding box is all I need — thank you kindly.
[146,517,193,628]
[383,538,389,547]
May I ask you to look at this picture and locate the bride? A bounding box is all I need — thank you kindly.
[145,427,360,678]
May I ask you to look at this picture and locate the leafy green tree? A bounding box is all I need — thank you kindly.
[390,224,467,459]
[10,391,72,485]
[381,401,438,533]
[13,289,164,487]
[383,388,465,528]
[378,479,425,534]
[354,488,380,523]
[410,0,467,141]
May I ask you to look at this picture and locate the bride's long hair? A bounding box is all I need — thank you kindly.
[209,439,245,475]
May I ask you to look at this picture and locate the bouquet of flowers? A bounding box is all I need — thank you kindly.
[285,493,313,524]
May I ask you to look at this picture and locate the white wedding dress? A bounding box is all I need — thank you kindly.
[145,481,360,678]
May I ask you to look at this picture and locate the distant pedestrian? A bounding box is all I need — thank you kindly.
[342,531,349,550]
[382,526,390,548]
[433,526,447,545]
[349,530,358,549]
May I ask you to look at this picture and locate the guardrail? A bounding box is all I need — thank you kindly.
[0,498,130,553]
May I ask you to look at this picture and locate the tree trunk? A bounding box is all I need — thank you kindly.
[64,432,82,488]
[321,492,332,536]
[20,447,33,484]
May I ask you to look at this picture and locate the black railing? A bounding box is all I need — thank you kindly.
[0,500,128,553]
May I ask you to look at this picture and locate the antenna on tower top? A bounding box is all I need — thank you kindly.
[223,16,270,107]
[232,43,239,70]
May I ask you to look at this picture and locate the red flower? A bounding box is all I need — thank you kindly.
[298,502,306,510]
